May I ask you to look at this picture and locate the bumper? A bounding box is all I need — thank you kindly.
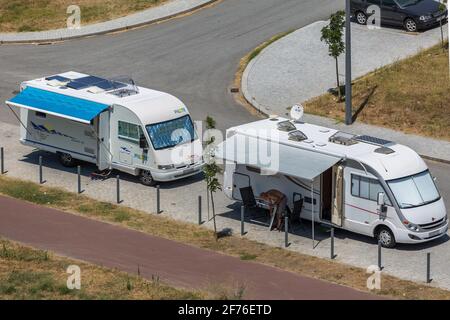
[151,162,204,182]
[417,16,447,30]
[395,220,448,244]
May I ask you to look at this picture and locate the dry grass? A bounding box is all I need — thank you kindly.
[1,175,450,299]
[304,44,450,140]
[0,0,168,32]
[0,238,202,300]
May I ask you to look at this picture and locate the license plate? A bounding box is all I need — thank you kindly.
[429,229,442,237]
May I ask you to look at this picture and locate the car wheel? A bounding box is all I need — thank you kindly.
[377,227,396,248]
[58,152,77,167]
[356,11,367,25]
[140,170,156,186]
[404,18,417,32]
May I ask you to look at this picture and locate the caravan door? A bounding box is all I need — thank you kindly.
[97,111,111,171]
[331,165,344,226]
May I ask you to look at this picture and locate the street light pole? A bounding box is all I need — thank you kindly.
[345,0,353,125]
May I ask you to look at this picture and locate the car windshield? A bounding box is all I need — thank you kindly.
[387,170,440,209]
[395,0,422,7]
[146,115,197,150]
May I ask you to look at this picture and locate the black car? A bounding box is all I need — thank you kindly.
[351,0,448,32]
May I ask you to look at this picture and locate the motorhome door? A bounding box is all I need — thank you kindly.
[331,165,344,226]
[97,111,111,171]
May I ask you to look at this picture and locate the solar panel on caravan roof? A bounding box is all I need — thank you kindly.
[67,75,126,91]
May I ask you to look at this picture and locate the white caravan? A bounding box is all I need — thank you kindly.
[216,117,448,247]
[6,71,204,185]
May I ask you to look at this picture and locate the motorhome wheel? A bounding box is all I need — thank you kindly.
[377,227,396,248]
[140,170,156,186]
[58,152,77,167]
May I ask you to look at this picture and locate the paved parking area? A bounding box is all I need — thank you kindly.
[1,122,450,291]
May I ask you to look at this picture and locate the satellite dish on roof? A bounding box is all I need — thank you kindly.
[290,104,304,122]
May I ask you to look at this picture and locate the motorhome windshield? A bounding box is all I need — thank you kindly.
[146,115,197,150]
[387,170,440,209]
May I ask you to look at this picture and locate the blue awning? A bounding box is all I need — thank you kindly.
[6,86,110,124]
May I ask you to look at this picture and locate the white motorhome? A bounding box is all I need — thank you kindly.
[216,117,448,248]
[6,71,204,185]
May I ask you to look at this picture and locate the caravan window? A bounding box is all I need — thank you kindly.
[351,174,392,205]
[118,121,143,143]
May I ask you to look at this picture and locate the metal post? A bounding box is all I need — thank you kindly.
[39,156,43,184]
[0,147,4,174]
[345,0,353,125]
[241,205,245,236]
[198,195,202,225]
[116,175,120,204]
[284,215,289,248]
[331,227,335,259]
[156,185,161,214]
[427,253,432,283]
[378,240,382,270]
[311,182,315,249]
[77,165,82,194]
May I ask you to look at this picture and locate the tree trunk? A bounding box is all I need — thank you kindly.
[440,19,444,50]
[211,190,218,241]
[335,57,342,101]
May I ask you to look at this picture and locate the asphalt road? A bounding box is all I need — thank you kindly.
[0,0,344,129]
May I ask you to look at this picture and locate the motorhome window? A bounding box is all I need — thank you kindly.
[118,121,143,143]
[35,111,46,118]
[387,170,440,209]
[146,115,197,151]
[351,174,392,205]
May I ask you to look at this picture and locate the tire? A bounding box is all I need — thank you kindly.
[356,11,367,25]
[58,152,77,167]
[404,18,417,32]
[376,226,396,248]
[139,170,156,186]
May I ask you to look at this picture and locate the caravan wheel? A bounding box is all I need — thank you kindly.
[58,152,77,167]
[376,227,396,248]
[140,170,156,186]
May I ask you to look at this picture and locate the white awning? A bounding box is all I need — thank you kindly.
[215,134,342,181]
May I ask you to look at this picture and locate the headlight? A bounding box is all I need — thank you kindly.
[158,164,175,170]
[420,15,432,21]
[403,220,420,232]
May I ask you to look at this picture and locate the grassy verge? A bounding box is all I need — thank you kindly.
[233,30,295,115]
[0,0,168,32]
[0,238,202,299]
[1,175,450,299]
[304,43,450,141]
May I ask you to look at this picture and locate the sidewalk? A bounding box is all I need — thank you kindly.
[0,0,216,43]
[0,195,377,300]
[242,21,450,162]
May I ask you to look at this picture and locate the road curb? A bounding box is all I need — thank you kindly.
[0,0,218,44]
[240,24,450,165]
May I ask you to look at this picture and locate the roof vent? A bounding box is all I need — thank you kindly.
[375,147,395,155]
[288,130,308,142]
[277,120,296,132]
[329,132,358,146]
[108,76,139,97]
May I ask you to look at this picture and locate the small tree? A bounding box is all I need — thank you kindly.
[439,0,447,50]
[203,116,222,240]
[321,11,346,101]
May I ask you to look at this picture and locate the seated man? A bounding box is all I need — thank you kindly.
[260,189,287,231]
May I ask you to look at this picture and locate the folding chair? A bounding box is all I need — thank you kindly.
[239,186,270,224]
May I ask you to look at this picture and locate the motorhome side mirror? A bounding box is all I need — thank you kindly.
[139,134,148,150]
[377,192,385,206]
